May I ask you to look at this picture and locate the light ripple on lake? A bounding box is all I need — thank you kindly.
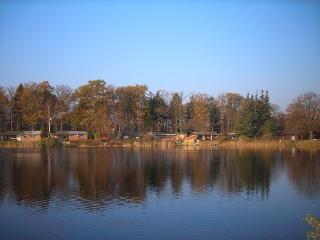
[0,148,319,240]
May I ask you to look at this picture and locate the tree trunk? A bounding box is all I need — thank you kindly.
[118,125,121,137]
[227,117,230,134]
[10,108,13,131]
[48,118,51,138]
[60,117,63,131]
[309,130,313,140]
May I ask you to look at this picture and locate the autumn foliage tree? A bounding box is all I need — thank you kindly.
[20,82,41,130]
[115,85,148,134]
[72,80,113,136]
[187,94,210,132]
[286,92,320,139]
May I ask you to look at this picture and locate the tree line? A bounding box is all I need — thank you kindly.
[0,80,319,139]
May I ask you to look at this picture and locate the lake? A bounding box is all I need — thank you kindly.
[0,148,319,240]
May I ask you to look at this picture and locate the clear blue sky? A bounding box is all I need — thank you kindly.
[0,0,319,109]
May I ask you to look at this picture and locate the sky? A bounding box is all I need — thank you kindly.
[0,0,319,110]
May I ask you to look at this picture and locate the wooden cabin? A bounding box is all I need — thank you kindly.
[51,131,88,141]
[281,130,309,140]
[226,132,238,140]
[121,131,140,139]
[153,133,176,141]
[0,131,42,142]
[192,132,220,141]
[99,133,109,141]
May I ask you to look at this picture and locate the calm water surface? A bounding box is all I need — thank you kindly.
[0,148,319,240]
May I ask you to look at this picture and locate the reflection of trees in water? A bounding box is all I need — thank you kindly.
[186,151,216,193]
[285,150,320,198]
[216,150,279,199]
[0,148,319,211]
[5,149,53,209]
[73,149,148,206]
[0,150,12,204]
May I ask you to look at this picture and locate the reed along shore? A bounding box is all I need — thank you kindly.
[1,139,320,150]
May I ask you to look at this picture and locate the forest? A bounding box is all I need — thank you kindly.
[0,80,319,139]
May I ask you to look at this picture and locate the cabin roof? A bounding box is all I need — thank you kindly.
[281,130,309,135]
[53,131,88,136]
[153,133,176,136]
[192,131,219,135]
[0,131,42,136]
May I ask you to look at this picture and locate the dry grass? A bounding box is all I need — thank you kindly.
[1,139,319,150]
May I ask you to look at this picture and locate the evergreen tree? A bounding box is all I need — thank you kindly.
[235,91,271,138]
[169,92,182,133]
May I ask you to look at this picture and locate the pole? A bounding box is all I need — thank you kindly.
[48,117,52,138]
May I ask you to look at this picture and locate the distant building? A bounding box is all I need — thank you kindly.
[226,132,238,140]
[121,131,140,139]
[51,131,88,141]
[153,133,176,140]
[281,130,309,140]
[0,131,42,142]
[99,133,109,141]
[192,132,220,141]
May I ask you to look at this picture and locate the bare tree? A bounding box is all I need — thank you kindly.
[0,87,8,132]
[286,92,320,139]
[55,85,73,130]
[6,87,16,131]
[36,81,57,135]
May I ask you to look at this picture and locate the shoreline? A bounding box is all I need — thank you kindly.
[0,139,319,150]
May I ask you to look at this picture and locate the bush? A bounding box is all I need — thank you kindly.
[239,135,251,141]
[39,138,61,147]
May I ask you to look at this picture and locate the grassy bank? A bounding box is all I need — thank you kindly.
[0,138,61,148]
[196,139,320,150]
[58,139,176,148]
[219,139,296,149]
[0,139,319,150]
[0,139,176,149]
[0,141,42,148]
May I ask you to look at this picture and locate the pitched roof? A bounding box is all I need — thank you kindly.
[192,132,219,135]
[0,131,41,136]
[53,131,88,136]
[281,130,309,135]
